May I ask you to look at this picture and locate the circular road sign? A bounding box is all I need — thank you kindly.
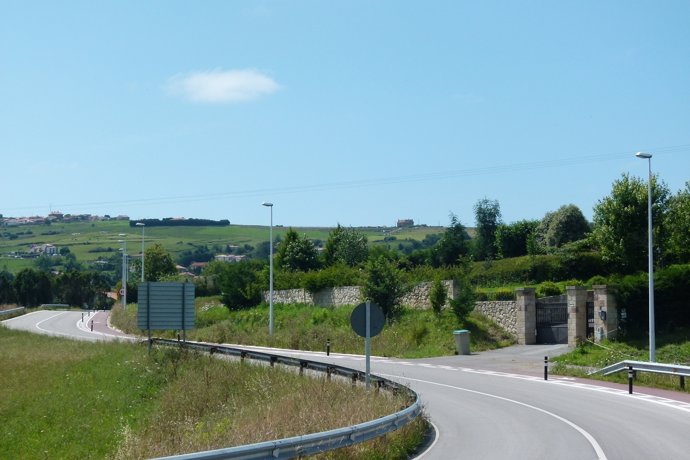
[350,302,385,338]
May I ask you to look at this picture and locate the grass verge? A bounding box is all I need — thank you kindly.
[552,335,690,393]
[0,326,426,459]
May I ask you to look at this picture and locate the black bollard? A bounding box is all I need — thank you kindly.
[90,321,94,332]
[544,356,548,381]
[326,339,331,356]
[628,366,634,394]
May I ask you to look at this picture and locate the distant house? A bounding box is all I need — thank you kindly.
[30,244,58,255]
[215,254,246,263]
[397,219,414,228]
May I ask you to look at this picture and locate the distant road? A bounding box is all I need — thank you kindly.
[2,310,134,342]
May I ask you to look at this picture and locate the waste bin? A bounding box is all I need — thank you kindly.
[453,329,470,355]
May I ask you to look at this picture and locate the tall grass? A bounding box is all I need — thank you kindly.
[0,326,426,459]
[111,299,515,358]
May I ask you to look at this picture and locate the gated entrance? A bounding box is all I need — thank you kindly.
[536,295,568,344]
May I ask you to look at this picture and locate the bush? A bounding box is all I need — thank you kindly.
[302,264,364,293]
[491,288,515,301]
[429,279,447,317]
[536,281,562,298]
[450,281,475,322]
[362,256,409,318]
[586,275,608,287]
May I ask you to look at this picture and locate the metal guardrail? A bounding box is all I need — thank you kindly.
[0,307,26,317]
[150,338,422,460]
[592,360,690,391]
[593,360,690,378]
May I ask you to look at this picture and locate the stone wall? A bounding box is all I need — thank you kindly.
[474,301,518,336]
[264,280,455,309]
[400,280,455,310]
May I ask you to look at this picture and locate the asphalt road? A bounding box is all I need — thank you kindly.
[4,311,690,459]
[1,309,134,342]
[236,344,690,460]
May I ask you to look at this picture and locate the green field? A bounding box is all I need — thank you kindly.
[0,220,447,274]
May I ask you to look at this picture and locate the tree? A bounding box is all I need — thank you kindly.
[495,220,539,258]
[362,255,408,318]
[0,270,15,304]
[592,173,670,273]
[54,271,110,308]
[474,198,501,260]
[323,224,369,267]
[431,214,470,267]
[134,243,177,282]
[536,204,590,250]
[665,182,690,264]
[276,228,320,271]
[211,260,265,310]
[13,268,53,307]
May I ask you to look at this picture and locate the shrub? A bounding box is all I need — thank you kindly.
[536,281,562,298]
[450,281,475,322]
[491,288,515,301]
[429,279,447,316]
[586,275,608,287]
[302,263,364,293]
[362,256,408,318]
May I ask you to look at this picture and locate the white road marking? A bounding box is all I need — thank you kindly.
[382,373,608,460]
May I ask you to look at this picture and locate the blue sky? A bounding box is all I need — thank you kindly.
[1,1,688,228]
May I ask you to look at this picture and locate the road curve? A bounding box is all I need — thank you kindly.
[4,312,690,459]
[1,310,135,342]
[233,344,690,460]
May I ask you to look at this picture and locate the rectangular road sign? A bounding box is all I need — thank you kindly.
[137,282,195,330]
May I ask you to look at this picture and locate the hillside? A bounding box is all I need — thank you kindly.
[0,220,450,275]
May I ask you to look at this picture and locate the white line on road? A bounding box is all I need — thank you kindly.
[382,373,608,460]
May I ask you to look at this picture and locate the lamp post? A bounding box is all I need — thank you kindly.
[636,152,655,362]
[136,223,145,282]
[262,202,274,336]
[118,236,127,309]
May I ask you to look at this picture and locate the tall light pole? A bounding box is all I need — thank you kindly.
[262,202,274,336]
[118,236,127,309]
[636,152,655,362]
[136,222,145,282]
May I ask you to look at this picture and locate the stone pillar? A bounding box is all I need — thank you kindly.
[515,288,536,345]
[567,286,587,347]
[593,285,618,343]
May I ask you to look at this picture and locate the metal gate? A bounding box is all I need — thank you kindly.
[586,301,595,338]
[536,295,568,344]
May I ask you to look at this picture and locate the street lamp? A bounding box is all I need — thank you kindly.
[636,152,655,362]
[262,202,274,336]
[118,237,127,309]
[136,223,145,282]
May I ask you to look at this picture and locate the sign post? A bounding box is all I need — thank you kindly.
[350,301,385,389]
[138,282,195,353]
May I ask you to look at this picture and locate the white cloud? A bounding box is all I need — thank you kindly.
[166,69,280,103]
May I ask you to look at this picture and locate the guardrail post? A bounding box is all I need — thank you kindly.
[270,357,276,368]
[327,366,332,382]
[628,365,634,394]
[544,356,548,381]
[680,376,685,390]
